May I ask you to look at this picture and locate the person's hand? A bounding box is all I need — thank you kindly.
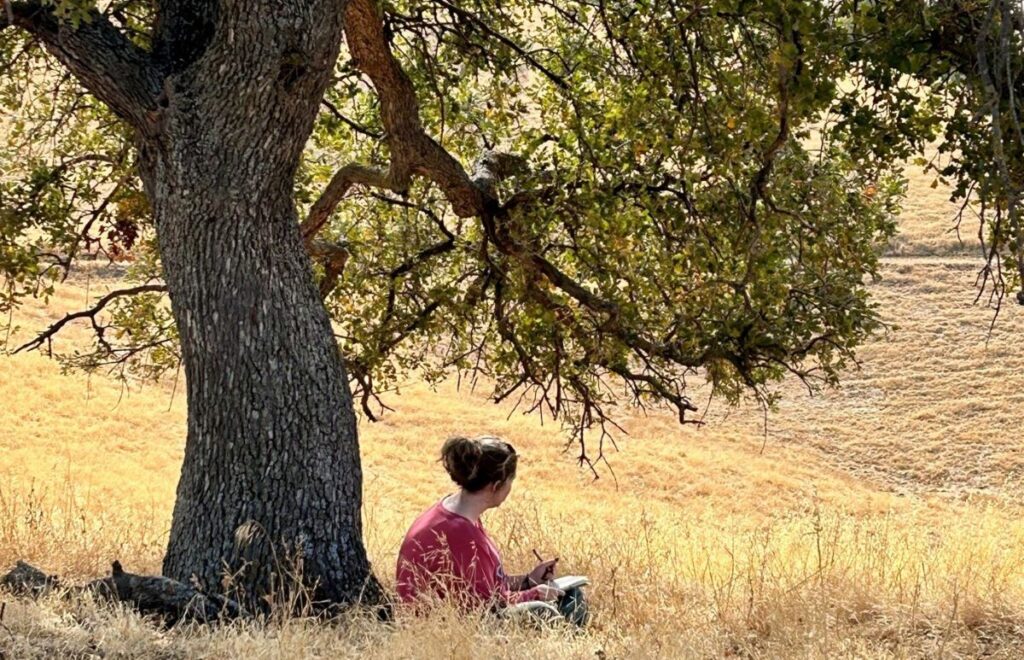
[533,584,565,602]
[527,558,558,586]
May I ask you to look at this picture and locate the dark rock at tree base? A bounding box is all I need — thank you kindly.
[0,560,60,596]
[1,560,247,626]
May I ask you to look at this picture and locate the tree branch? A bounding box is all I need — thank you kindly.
[308,239,350,299]
[343,0,485,217]
[321,98,384,139]
[4,1,160,130]
[300,163,396,240]
[424,0,570,91]
[343,0,630,325]
[301,161,401,298]
[12,284,166,355]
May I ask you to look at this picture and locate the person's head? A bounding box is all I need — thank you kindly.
[440,435,518,507]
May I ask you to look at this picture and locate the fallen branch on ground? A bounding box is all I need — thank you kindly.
[1,560,246,625]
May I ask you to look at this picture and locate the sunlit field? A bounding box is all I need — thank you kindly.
[3,165,1024,657]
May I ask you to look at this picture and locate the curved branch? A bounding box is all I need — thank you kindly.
[343,0,485,217]
[300,163,395,239]
[4,1,160,131]
[320,99,384,139]
[301,161,401,299]
[13,284,166,355]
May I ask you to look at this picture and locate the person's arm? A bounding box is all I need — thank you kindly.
[446,526,554,605]
[506,558,559,591]
[505,572,530,591]
[504,584,546,604]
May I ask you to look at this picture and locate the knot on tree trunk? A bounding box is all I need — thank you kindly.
[470,150,528,196]
[308,239,350,298]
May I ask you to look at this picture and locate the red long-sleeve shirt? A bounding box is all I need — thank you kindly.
[396,498,543,607]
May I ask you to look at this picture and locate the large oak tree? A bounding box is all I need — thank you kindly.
[2,0,1020,610]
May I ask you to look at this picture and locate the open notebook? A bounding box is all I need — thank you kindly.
[550,575,589,590]
[503,576,590,616]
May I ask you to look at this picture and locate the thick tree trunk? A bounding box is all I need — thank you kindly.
[132,1,385,611]
[154,180,380,609]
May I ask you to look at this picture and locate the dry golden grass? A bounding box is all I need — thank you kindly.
[3,162,1024,657]
[886,159,978,257]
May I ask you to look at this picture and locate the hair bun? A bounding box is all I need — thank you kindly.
[441,436,482,488]
[440,435,517,492]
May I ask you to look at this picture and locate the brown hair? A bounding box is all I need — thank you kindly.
[440,435,518,493]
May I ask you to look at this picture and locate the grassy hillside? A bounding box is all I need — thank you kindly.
[3,164,1024,657]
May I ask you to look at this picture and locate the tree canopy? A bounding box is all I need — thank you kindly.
[2,0,1021,469]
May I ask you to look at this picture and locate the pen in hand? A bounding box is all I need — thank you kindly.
[532,548,558,582]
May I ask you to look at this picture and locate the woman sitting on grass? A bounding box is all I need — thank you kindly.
[395,435,588,626]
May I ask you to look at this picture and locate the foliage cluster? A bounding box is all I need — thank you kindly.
[2,0,1021,462]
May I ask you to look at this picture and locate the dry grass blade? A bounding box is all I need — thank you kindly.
[2,161,1024,656]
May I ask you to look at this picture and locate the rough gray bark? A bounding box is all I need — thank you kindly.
[132,0,385,611]
[3,2,161,127]
[5,0,389,611]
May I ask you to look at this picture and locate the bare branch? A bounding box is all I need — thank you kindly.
[320,99,384,139]
[13,284,166,355]
[424,0,570,91]
[343,0,485,217]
